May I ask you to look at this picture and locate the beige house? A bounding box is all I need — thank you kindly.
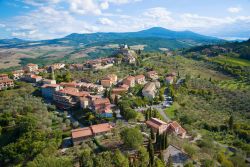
[101,74,117,88]
[24,63,38,73]
[123,76,135,87]
[142,82,160,99]
[135,75,146,85]
[146,71,159,80]
[146,118,169,134]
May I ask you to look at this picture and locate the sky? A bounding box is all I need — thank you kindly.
[0,0,250,40]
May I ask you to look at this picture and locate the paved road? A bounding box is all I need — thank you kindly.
[135,104,170,122]
[135,88,172,122]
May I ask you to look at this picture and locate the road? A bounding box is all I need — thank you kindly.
[135,87,173,122]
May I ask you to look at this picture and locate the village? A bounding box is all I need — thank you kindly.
[1,45,193,167]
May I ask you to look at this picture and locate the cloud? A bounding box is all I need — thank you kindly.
[98,18,114,25]
[7,6,98,39]
[228,7,242,13]
[69,0,102,15]
[23,0,61,6]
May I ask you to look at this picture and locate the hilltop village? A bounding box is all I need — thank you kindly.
[0,44,192,166]
[1,43,249,167]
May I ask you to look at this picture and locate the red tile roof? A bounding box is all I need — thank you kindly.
[146,118,167,129]
[91,123,112,134]
[71,127,93,139]
[42,84,60,88]
[71,123,112,139]
[93,98,110,105]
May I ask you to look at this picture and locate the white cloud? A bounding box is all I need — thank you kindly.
[23,0,61,6]
[69,0,102,15]
[106,0,142,4]
[100,1,109,10]
[8,6,98,39]
[98,17,114,25]
[228,7,242,13]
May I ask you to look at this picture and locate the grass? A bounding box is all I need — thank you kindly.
[211,56,250,67]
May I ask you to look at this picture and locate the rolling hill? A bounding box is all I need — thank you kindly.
[0,27,223,49]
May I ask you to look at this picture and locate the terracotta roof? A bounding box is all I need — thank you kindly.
[146,118,167,129]
[59,87,90,97]
[91,123,112,134]
[71,127,93,139]
[31,75,42,79]
[42,84,60,88]
[93,98,110,105]
[125,76,135,81]
[168,121,186,134]
[71,123,112,139]
[0,74,8,77]
[0,78,13,83]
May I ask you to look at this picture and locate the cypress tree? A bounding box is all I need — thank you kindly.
[229,115,234,131]
[150,129,155,141]
[147,138,154,167]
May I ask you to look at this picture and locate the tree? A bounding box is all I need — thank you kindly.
[150,129,155,141]
[120,127,143,149]
[228,115,234,130]
[114,95,119,105]
[79,148,93,167]
[64,71,71,82]
[147,138,154,166]
[113,149,129,167]
[155,158,165,167]
[137,146,149,167]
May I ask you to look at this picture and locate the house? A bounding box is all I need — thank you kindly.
[124,55,136,64]
[43,79,56,85]
[79,97,90,109]
[167,121,187,138]
[166,73,176,84]
[142,82,160,99]
[0,74,14,90]
[24,63,38,73]
[146,71,159,80]
[50,63,65,70]
[23,74,42,83]
[101,74,118,88]
[135,74,146,85]
[41,84,61,100]
[163,145,190,167]
[53,87,90,109]
[71,123,112,145]
[92,98,112,117]
[146,118,186,138]
[146,118,169,134]
[71,127,93,145]
[12,70,24,80]
[76,82,103,93]
[123,76,135,87]
[112,86,128,95]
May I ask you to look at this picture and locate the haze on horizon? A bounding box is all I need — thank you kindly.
[0,0,250,40]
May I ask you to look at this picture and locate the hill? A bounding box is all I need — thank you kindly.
[0,27,222,49]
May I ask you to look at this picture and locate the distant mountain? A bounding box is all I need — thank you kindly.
[0,27,223,50]
[0,38,26,46]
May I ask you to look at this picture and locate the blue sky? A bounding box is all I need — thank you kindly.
[0,0,250,40]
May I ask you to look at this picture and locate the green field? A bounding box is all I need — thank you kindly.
[211,56,250,66]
